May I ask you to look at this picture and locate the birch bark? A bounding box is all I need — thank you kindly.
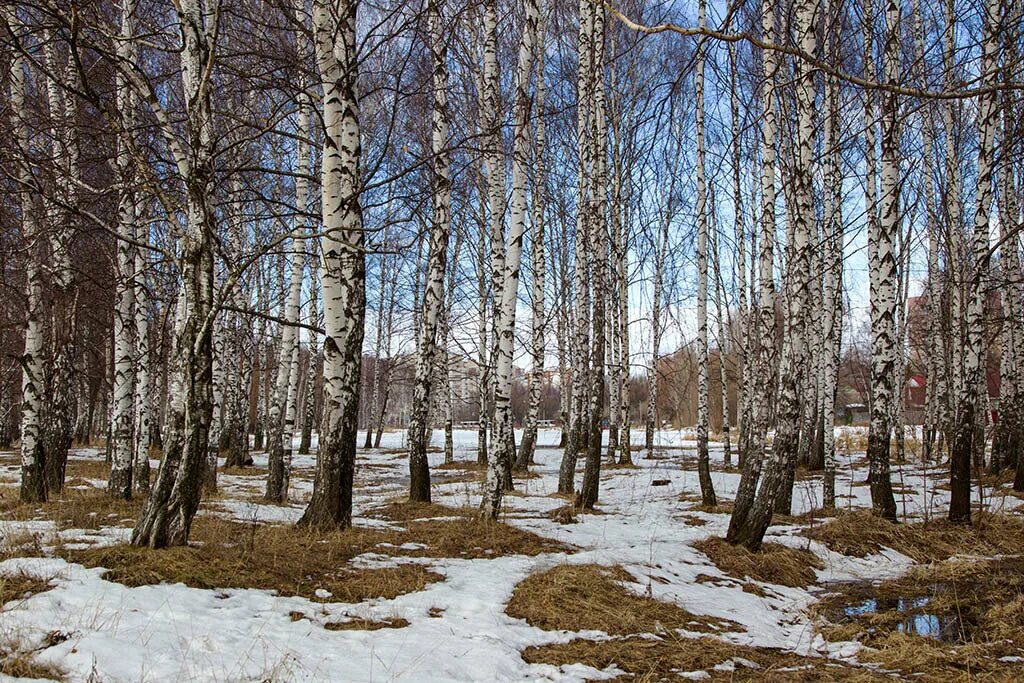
[867,0,899,520]
[695,0,716,507]
[949,0,1000,522]
[517,21,547,471]
[9,10,47,503]
[298,0,366,528]
[108,0,138,499]
[408,0,452,503]
[484,0,539,517]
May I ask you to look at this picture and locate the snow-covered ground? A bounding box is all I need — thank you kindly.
[1,428,1020,682]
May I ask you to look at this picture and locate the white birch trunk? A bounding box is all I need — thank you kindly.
[108,0,138,499]
[949,0,1000,522]
[9,11,47,502]
[408,0,453,502]
[695,0,716,506]
[867,0,899,519]
[299,0,366,529]
[484,0,539,517]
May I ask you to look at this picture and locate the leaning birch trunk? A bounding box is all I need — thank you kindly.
[867,0,899,520]
[725,0,784,549]
[407,0,452,503]
[557,0,593,495]
[645,202,669,459]
[133,220,151,493]
[694,0,716,507]
[300,253,320,454]
[939,0,961,454]
[364,257,387,450]
[949,0,1000,523]
[729,40,749,470]
[821,0,842,508]
[714,231,731,468]
[9,15,47,502]
[108,0,138,499]
[133,0,217,548]
[299,0,366,529]
[41,39,78,496]
[914,0,944,463]
[266,209,307,501]
[483,0,539,517]
[516,27,547,472]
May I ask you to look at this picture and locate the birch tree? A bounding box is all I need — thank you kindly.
[483,0,539,517]
[9,10,47,503]
[133,0,219,548]
[108,0,139,499]
[694,0,716,507]
[949,0,1000,523]
[407,0,453,503]
[516,14,548,471]
[298,0,366,529]
[866,0,899,520]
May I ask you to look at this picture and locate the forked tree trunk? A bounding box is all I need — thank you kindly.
[41,39,78,496]
[132,0,217,548]
[725,0,787,550]
[729,40,750,470]
[557,0,594,496]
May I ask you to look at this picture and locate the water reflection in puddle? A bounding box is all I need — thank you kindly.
[838,593,967,642]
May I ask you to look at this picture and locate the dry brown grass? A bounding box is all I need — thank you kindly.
[805,510,1024,561]
[816,556,1024,680]
[324,617,410,631]
[0,489,143,531]
[63,517,443,602]
[522,635,886,681]
[0,651,66,681]
[61,504,568,600]
[219,466,266,477]
[0,572,53,608]
[693,538,824,587]
[507,563,738,635]
[63,458,111,481]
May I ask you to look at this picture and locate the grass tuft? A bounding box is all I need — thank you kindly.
[324,617,410,631]
[507,563,737,635]
[805,510,1024,561]
[693,538,824,588]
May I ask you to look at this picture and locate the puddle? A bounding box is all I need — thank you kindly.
[839,592,968,642]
